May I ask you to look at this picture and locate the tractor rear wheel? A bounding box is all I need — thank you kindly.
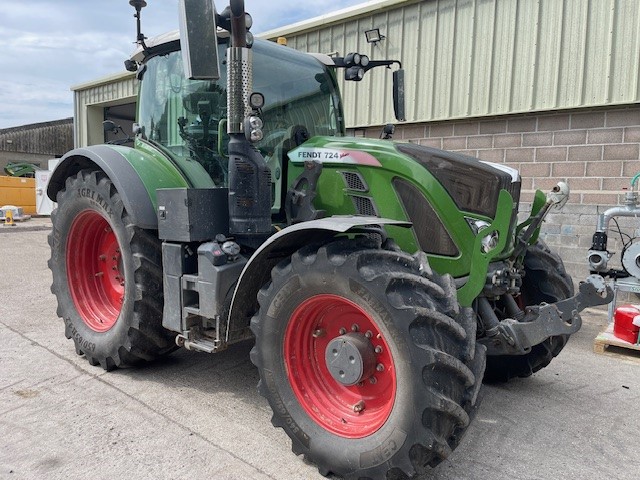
[250,238,486,479]
[48,170,175,370]
[483,240,574,382]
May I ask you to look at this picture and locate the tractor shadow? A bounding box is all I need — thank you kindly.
[115,338,264,407]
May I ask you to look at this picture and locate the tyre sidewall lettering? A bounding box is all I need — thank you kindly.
[77,187,114,218]
[266,275,301,319]
[262,368,311,449]
[64,317,97,353]
[358,427,407,469]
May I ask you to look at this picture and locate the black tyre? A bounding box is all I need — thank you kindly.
[250,238,486,479]
[48,170,175,370]
[483,240,574,383]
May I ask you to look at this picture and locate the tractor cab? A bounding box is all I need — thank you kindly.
[133,33,344,215]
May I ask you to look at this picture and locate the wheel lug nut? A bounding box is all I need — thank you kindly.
[339,327,347,335]
[351,324,359,332]
[353,400,365,413]
[376,363,385,372]
[312,329,326,338]
[369,376,377,384]
[365,330,373,338]
[375,345,383,354]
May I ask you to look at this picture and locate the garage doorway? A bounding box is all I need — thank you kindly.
[104,103,137,144]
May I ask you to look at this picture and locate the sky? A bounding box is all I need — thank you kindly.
[0,0,366,129]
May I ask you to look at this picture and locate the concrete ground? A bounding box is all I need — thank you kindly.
[1,221,639,480]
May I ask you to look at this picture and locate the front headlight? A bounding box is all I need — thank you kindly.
[481,230,500,253]
[468,219,500,253]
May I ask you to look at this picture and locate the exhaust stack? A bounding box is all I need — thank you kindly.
[226,0,272,248]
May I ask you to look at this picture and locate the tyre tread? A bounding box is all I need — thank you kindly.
[49,169,174,370]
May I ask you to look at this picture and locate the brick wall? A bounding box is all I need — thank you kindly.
[349,105,640,287]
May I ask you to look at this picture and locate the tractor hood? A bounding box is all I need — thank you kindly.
[287,135,521,296]
[288,136,520,220]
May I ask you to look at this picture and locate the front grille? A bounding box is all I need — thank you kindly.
[393,178,459,256]
[342,171,368,192]
[351,195,378,216]
[396,143,518,218]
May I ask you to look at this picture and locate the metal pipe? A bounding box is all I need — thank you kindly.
[227,0,250,135]
[226,47,251,134]
[502,294,524,321]
[230,0,246,47]
[477,297,500,337]
[596,192,640,232]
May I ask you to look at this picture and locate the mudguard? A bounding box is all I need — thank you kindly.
[225,216,411,342]
[47,144,189,229]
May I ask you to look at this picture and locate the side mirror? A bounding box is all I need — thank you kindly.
[178,0,220,80]
[102,120,118,134]
[393,69,406,122]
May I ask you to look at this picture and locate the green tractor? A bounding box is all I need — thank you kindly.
[47,1,612,478]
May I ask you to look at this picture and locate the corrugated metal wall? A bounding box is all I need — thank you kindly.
[76,77,137,106]
[0,119,73,156]
[266,0,640,128]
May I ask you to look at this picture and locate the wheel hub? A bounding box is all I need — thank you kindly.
[325,333,376,386]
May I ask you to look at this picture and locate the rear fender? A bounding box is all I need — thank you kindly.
[225,216,411,342]
[47,145,189,229]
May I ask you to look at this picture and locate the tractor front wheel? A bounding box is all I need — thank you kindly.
[250,239,486,479]
[48,170,174,369]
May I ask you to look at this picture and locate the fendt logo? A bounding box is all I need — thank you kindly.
[289,147,382,167]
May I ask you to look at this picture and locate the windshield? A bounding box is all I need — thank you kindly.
[138,39,344,187]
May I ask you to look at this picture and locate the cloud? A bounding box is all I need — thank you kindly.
[0,0,364,129]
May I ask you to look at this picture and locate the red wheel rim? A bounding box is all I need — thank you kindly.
[66,210,124,332]
[284,294,396,438]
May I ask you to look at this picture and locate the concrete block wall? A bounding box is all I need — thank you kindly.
[350,105,640,287]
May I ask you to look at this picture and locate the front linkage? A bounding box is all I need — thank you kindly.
[480,274,612,355]
[479,182,613,356]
